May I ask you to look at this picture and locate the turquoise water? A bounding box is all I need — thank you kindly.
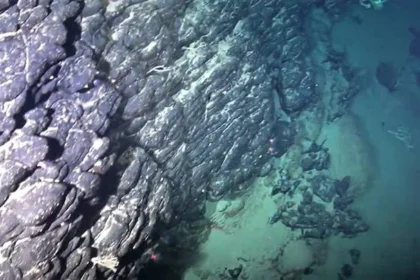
[326,2,420,278]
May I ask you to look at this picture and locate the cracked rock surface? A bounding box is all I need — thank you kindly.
[0,0,318,279]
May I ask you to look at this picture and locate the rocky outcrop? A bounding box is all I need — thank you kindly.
[0,0,318,279]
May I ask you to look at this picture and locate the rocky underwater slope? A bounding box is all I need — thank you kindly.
[0,0,374,279]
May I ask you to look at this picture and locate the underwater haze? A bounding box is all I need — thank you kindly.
[0,0,419,279]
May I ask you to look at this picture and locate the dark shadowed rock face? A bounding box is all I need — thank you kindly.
[375,62,398,92]
[409,25,420,58]
[409,37,420,58]
[0,0,316,279]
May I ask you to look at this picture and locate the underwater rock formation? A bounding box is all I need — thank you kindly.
[349,248,361,265]
[375,61,399,92]
[0,0,318,279]
[409,26,420,58]
[300,142,330,171]
[270,172,369,239]
[279,59,318,113]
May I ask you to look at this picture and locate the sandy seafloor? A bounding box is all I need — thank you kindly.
[183,1,420,280]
